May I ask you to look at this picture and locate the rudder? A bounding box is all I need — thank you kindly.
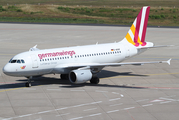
[123,6,150,47]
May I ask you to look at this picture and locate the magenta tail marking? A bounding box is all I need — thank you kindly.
[141,7,150,46]
[134,8,143,47]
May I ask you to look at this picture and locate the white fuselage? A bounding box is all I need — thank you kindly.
[3,41,139,77]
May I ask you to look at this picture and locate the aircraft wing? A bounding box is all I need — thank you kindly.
[56,59,171,69]
[90,59,171,67]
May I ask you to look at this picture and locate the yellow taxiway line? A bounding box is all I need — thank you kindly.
[0,87,26,93]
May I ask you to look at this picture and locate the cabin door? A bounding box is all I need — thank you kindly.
[31,54,38,68]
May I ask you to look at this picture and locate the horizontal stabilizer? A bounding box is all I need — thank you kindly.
[138,45,174,49]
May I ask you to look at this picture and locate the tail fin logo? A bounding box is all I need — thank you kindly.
[125,6,150,47]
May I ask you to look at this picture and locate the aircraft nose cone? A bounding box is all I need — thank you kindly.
[3,64,11,75]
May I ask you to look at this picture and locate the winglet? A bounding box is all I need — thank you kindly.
[162,58,171,65]
[167,58,172,65]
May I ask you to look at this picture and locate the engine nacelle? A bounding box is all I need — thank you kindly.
[69,69,92,84]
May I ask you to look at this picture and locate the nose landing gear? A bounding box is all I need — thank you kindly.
[25,76,32,87]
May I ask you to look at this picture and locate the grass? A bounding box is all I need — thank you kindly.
[0,4,178,26]
[0,17,105,24]
[0,0,179,7]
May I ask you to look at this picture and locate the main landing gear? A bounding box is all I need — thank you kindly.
[60,74,69,80]
[90,76,100,84]
[25,76,32,87]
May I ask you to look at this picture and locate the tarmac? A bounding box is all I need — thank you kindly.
[0,23,179,120]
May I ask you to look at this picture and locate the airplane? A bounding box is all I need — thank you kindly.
[3,6,171,87]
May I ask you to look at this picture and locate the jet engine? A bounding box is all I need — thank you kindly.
[69,69,92,84]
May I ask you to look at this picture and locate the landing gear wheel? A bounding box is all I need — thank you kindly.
[90,77,100,84]
[60,74,69,80]
[25,76,32,87]
[25,82,31,87]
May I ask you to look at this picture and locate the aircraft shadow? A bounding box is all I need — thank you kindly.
[97,70,147,78]
[0,70,148,90]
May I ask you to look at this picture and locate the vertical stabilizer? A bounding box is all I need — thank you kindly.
[123,6,150,47]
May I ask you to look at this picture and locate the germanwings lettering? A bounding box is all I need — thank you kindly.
[38,50,76,59]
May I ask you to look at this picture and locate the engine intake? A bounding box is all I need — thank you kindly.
[69,69,92,84]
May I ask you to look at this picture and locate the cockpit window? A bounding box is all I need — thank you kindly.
[9,59,25,64]
[9,58,13,63]
[17,60,21,63]
[11,60,17,63]
[21,60,25,63]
